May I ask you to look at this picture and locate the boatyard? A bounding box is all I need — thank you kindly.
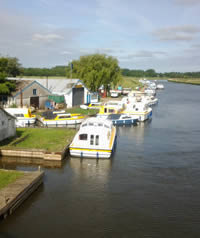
[1,81,200,237]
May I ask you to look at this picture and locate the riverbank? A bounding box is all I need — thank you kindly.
[0,170,24,190]
[0,128,76,152]
[0,169,44,219]
[168,78,200,85]
[0,128,76,161]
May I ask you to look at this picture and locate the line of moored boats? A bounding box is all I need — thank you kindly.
[4,80,164,159]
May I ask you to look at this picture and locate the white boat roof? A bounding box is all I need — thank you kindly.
[4,108,29,114]
[81,117,113,128]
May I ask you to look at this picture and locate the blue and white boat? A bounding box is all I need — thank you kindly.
[107,114,138,125]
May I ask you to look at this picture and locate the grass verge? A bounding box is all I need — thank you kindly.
[65,107,98,116]
[0,128,76,152]
[168,78,200,85]
[0,170,24,190]
[117,77,143,89]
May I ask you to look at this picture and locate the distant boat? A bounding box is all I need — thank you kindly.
[69,117,117,158]
[4,108,36,127]
[156,84,164,89]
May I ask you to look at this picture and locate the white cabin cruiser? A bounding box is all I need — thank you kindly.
[69,117,117,158]
[4,108,36,127]
[97,101,125,119]
[156,84,164,89]
[121,102,152,121]
[40,111,85,126]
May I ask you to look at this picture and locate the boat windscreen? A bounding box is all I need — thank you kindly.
[42,111,57,119]
[107,114,121,120]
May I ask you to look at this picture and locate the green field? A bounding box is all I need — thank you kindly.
[0,128,76,152]
[0,170,24,190]
[168,78,200,85]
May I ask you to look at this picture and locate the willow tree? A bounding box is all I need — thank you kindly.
[66,54,122,92]
[0,57,19,95]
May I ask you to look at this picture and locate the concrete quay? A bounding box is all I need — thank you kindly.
[0,170,44,219]
[0,143,70,161]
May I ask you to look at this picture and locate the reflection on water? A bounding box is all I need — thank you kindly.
[117,119,152,144]
[0,156,64,169]
[68,157,112,184]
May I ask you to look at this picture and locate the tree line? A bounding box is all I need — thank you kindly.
[1,54,200,96]
[121,68,200,78]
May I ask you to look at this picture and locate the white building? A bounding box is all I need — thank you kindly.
[0,107,16,142]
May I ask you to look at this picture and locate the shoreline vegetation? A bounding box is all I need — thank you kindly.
[0,128,76,152]
[168,78,200,85]
[0,170,24,190]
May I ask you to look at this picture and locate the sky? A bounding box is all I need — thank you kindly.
[0,0,200,72]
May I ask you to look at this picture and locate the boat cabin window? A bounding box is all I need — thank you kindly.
[14,114,24,117]
[89,123,94,126]
[95,135,99,145]
[132,105,135,109]
[108,109,115,113]
[104,108,107,113]
[135,108,138,111]
[59,115,71,119]
[82,123,87,127]
[90,135,94,145]
[79,134,88,140]
[122,116,131,119]
[104,124,109,128]
[98,123,103,126]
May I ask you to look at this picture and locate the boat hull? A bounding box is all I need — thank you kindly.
[41,118,84,126]
[16,118,36,127]
[69,148,112,159]
[112,118,138,125]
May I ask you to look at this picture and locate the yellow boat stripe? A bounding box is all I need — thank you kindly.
[69,147,112,153]
[109,127,116,149]
[43,116,84,121]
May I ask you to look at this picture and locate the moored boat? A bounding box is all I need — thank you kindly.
[156,84,164,89]
[4,108,36,127]
[121,102,152,121]
[107,114,138,125]
[97,101,125,118]
[40,111,85,126]
[69,117,117,158]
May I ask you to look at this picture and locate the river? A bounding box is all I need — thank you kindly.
[1,81,200,238]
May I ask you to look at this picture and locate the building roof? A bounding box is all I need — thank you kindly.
[11,80,51,98]
[8,77,87,95]
[0,107,16,119]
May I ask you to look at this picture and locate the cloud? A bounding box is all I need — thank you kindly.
[33,33,64,42]
[175,0,200,6]
[127,50,166,59]
[96,0,153,34]
[152,25,200,41]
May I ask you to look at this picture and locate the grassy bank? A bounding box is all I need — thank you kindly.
[0,128,76,152]
[118,77,143,89]
[168,78,200,85]
[66,107,98,115]
[0,170,24,190]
